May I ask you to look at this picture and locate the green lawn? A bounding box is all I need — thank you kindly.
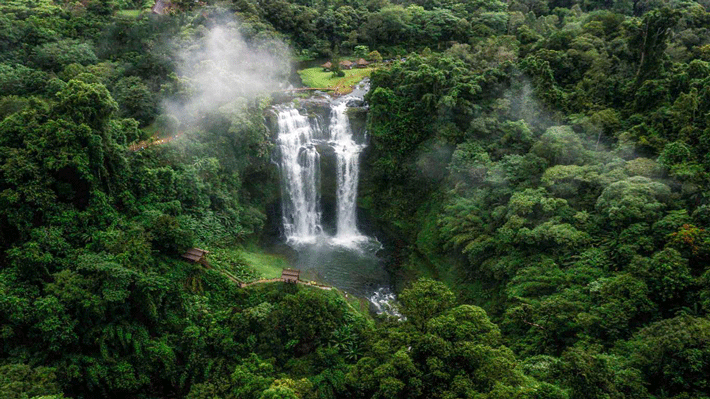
[205,247,287,282]
[298,66,375,94]
[239,250,288,279]
[116,9,142,18]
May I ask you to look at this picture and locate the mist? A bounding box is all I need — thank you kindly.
[164,18,292,123]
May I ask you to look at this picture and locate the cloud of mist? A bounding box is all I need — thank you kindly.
[164,19,291,123]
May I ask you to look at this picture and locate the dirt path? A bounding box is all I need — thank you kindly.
[238,278,333,291]
[129,133,183,152]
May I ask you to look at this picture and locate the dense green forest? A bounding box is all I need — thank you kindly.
[2,0,710,398]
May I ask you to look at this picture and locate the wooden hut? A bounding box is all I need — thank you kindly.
[356,58,369,68]
[339,60,354,70]
[182,248,209,265]
[151,0,173,14]
[321,61,333,71]
[281,268,300,283]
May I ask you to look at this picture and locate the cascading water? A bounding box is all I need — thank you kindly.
[276,108,322,244]
[276,98,366,243]
[275,79,397,315]
[329,102,366,243]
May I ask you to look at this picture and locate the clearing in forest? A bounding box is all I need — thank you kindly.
[298,66,375,95]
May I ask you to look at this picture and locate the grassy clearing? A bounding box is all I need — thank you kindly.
[206,248,257,282]
[339,289,374,316]
[239,250,288,279]
[298,66,375,94]
[116,9,142,18]
[206,247,287,282]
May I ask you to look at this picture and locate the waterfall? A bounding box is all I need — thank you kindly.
[275,99,366,245]
[274,80,395,314]
[330,102,365,242]
[276,108,322,244]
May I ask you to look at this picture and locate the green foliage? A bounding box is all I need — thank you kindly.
[345,278,561,398]
[353,45,370,59]
[111,76,156,126]
[622,315,710,397]
[559,346,648,399]
[3,0,710,398]
[367,50,383,62]
[595,176,671,227]
[0,364,62,399]
[32,40,98,72]
[359,3,710,397]
[56,80,118,129]
[531,126,588,166]
[398,278,456,329]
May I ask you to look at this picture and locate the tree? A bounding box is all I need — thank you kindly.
[595,177,671,228]
[32,40,98,72]
[629,8,680,84]
[636,248,692,305]
[368,50,383,63]
[0,364,63,399]
[398,278,456,329]
[112,76,156,126]
[353,45,370,58]
[531,126,587,166]
[624,315,710,397]
[56,80,118,129]
[560,346,647,399]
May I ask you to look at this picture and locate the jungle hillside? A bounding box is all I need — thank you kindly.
[2,0,710,398]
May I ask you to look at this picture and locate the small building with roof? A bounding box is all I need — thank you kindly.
[151,0,174,14]
[182,248,209,265]
[281,268,301,283]
[339,60,354,70]
[321,61,333,71]
[356,58,369,68]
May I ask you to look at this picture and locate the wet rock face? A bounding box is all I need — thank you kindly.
[263,109,280,139]
[317,143,337,235]
[299,98,331,118]
[346,107,368,144]
[346,98,365,108]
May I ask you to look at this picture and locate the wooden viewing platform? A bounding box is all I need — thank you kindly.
[182,248,209,264]
[282,268,300,283]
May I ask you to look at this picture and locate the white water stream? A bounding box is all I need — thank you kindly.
[276,108,323,243]
[330,101,367,244]
[276,97,366,245]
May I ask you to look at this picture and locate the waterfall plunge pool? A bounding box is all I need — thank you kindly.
[288,236,395,308]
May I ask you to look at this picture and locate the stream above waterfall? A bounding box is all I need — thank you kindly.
[273,79,397,313]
